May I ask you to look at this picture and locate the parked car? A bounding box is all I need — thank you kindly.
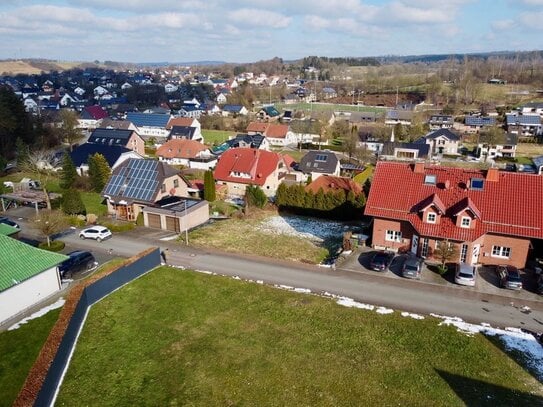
[369,251,394,271]
[59,251,98,278]
[402,255,423,279]
[0,216,20,229]
[454,263,477,286]
[79,226,112,242]
[496,265,523,290]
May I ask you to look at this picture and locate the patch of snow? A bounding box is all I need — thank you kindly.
[438,317,543,380]
[159,234,180,241]
[336,296,375,310]
[258,215,344,242]
[8,298,65,331]
[276,284,294,290]
[293,288,311,293]
[318,264,332,268]
[232,275,241,280]
[376,307,394,315]
[195,269,214,275]
[256,280,264,284]
[401,311,425,320]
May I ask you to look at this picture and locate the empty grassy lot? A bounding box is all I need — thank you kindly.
[202,129,237,145]
[276,102,387,114]
[56,267,543,406]
[188,211,331,263]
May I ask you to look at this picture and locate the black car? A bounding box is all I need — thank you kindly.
[496,265,523,290]
[369,251,394,271]
[59,251,98,278]
[0,216,20,229]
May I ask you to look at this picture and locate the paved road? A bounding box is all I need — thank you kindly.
[49,226,543,333]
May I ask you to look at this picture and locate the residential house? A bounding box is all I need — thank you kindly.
[102,158,190,221]
[506,113,542,139]
[221,104,249,117]
[520,102,543,116]
[428,115,454,130]
[168,126,204,143]
[321,87,337,100]
[0,234,67,324]
[365,161,543,268]
[257,105,281,121]
[213,148,288,198]
[156,138,215,168]
[179,104,205,118]
[126,112,171,140]
[246,122,270,135]
[379,142,430,160]
[349,111,380,126]
[121,82,133,91]
[263,123,297,146]
[464,116,496,133]
[224,134,270,151]
[385,110,413,126]
[216,93,228,105]
[358,128,385,155]
[299,150,340,181]
[70,143,143,175]
[59,93,80,107]
[99,118,139,132]
[418,129,460,156]
[477,133,518,160]
[87,128,145,155]
[164,83,178,93]
[166,117,202,141]
[533,156,543,175]
[78,105,109,130]
[23,97,39,114]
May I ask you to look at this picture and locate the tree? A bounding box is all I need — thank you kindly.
[275,182,288,207]
[393,123,404,140]
[88,153,111,192]
[58,109,82,150]
[33,210,68,247]
[245,185,267,209]
[342,127,360,162]
[479,127,506,162]
[61,189,86,215]
[15,137,29,168]
[329,120,349,140]
[59,153,78,190]
[20,149,59,209]
[434,240,458,274]
[203,170,216,202]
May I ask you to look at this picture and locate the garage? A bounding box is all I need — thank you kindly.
[165,216,180,233]
[147,213,161,229]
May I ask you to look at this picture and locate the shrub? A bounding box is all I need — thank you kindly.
[136,213,144,226]
[437,264,448,275]
[38,240,65,252]
[61,189,86,215]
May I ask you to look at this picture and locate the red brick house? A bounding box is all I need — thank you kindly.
[364,161,543,268]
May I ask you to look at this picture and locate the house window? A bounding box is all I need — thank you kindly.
[421,238,429,257]
[385,230,402,242]
[161,184,166,193]
[173,179,179,188]
[492,246,511,258]
[461,217,471,228]
[460,244,468,263]
[427,213,437,223]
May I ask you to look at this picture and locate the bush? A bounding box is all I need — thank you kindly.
[61,189,86,215]
[67,215,86,227]
[437,264,448,275]
[136,213,144,226]
[38,240,65,252]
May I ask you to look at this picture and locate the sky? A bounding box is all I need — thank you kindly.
[1,0,543,63]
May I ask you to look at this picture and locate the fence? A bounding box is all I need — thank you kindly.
[14,247,161,407]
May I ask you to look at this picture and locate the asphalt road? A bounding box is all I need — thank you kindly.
[47,225,543,333]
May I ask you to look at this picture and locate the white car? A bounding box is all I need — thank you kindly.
[454,263,477,287]
[79,226,112,242]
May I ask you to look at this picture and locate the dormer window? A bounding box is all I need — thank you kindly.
[427,213,437,223]
[461,217,471,228]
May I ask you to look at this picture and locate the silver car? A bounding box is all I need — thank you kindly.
[402,256,423,279]
[454,263,477,287]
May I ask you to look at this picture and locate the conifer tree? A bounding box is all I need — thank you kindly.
[88,153,111,192]
[59,153,77,190]
[203,170,216,201]
[61,188,86,215]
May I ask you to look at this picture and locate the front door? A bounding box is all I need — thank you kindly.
[411,235,419,255]
[471,244,480,265]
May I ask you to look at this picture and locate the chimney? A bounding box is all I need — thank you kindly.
[486,167,499,182]
[414,161,425,173]
[444,180,450,189]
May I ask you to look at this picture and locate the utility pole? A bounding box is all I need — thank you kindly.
[184,199,189,245]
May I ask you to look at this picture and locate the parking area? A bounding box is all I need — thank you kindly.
[340,247,543,302]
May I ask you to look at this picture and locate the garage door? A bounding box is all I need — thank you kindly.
[147,213,161,229]
[165,216,180,232]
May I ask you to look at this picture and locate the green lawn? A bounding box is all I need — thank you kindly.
[80,191,107,216]
[0,308,61,407]
[276,102,387,114]
[56,267,543,406]
[202,129,237,145]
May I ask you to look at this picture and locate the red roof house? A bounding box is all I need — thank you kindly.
[213,147,288,197]
[364,161,543,268]
[245,122,297,146]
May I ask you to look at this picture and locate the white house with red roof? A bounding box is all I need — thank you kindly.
[365,161,543,268]
[213,147,289,198]
[166,117,202,142]
[245,122,297,147]
[77,105,109,130]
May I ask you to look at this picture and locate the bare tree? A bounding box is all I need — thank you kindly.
[20,149,60,209]
[58,109,82,151]
[33,210,67,247]
[434,239,458,274]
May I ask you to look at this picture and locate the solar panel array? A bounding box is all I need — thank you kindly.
[103,160,159,202]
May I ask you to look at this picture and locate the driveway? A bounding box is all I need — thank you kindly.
[341,247,543,302]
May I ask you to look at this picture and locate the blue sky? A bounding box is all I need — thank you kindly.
[0,0,542,63]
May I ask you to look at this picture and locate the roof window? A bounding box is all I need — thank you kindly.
[424,174,437,185]
[315,154,328,162]
[470,178,484,190]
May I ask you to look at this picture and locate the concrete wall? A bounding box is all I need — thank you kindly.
[0,267,61,324]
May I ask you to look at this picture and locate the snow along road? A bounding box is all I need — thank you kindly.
[54,228,543,333]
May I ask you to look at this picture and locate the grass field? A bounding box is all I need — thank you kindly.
[202,129,237,145]
[188,211,330,263]
[276,102,387,114]
[0,309,61,407]
[80,191,107,216]
[56,267,543,406]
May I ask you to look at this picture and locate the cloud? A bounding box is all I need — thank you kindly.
[228,8,291,28]
[491,19,515,31]
[520,11,543,30]
[519,0,543,5]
